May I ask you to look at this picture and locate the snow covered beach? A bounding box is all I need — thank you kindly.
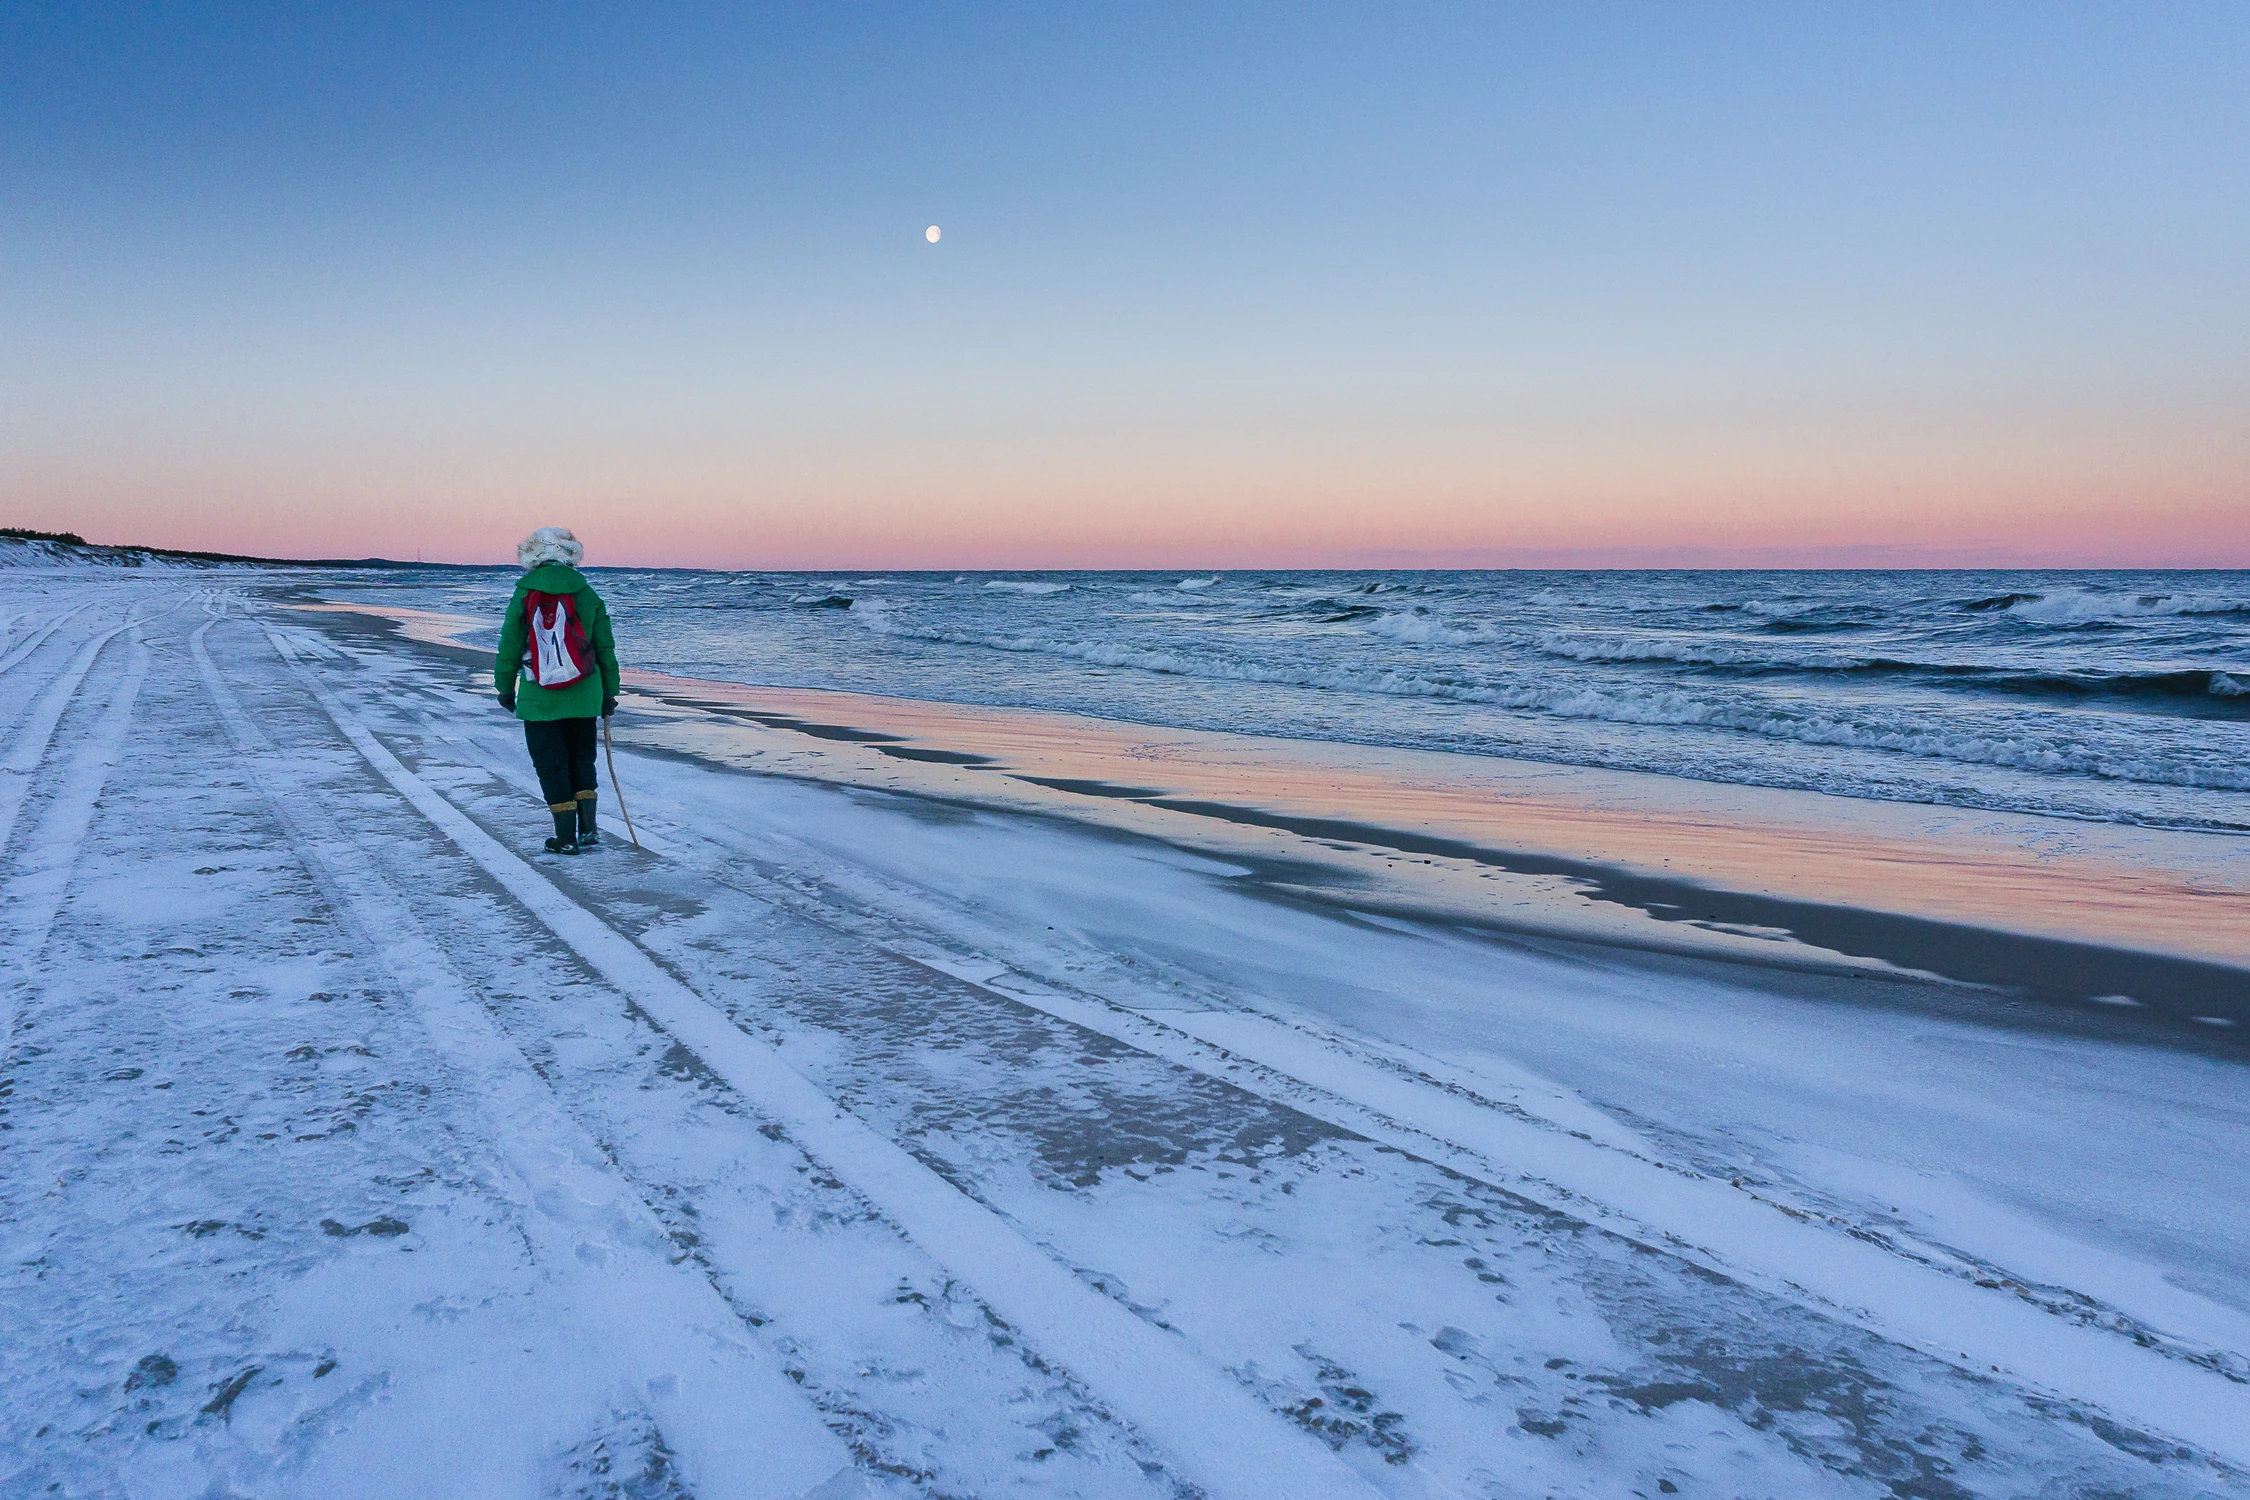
[5,571,2249,1498]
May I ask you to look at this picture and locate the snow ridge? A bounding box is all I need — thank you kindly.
[0,631,148,1069]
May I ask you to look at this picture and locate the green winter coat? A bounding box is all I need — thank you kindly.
[495,564,621,721]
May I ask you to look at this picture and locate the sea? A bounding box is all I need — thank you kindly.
[335,569,2250,835]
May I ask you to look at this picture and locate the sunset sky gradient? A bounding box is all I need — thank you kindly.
[5,3,2246,568]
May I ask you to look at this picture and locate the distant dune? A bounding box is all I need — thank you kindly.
[0,530,461,570]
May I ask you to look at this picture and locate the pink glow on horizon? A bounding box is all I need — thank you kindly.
[15,395,2247,570]
[20,468,2247,571]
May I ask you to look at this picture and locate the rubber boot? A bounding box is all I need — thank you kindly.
[575,792,600,847]
[544,804,580,855]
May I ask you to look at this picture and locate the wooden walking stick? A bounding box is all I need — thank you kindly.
[602,713,643,849]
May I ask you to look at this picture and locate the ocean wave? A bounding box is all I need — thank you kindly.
[982,580,1071,595]
[1675,597,1798,615]
[1959,586,2250,625]
[1713,600,1881,632]
[1991,667,2250,707]
[1666,597,1882,632]
[845,610,2250,789]
[1258,595,1429,625]
[1260,579,1422,603]
[1758,615,1877,634]
[1362,607,1491,644]
[1176,575,1221,591]
[1535,635,2250,709]
[1534,633,1848,671]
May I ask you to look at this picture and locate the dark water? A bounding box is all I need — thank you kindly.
[338,568,2250,832]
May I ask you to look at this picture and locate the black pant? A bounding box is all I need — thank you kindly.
[524,717,599,812]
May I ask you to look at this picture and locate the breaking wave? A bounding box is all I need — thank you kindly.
[1960,586,2250,624]
[1361,607,1492,644]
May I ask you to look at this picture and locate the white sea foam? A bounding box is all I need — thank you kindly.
[1176,575,1221,590]
[1999,586,2250,625]
[1363,609,1491,645]
[983,580,1072,595]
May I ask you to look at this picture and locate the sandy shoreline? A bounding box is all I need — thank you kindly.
[290,590,2250,1041]
[10,573,2248,1497]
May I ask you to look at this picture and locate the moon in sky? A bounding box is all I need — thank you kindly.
[925,225,941,243]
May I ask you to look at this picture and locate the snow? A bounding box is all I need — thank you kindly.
[0,535,203,572]
[4,575,2248,1498]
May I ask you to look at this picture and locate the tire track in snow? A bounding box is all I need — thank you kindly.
[0,644,80,748]
[189,612,867,1500]
[0,592,195,850]
[0,622,137,858]
[259,628,1392,1500]
[324,663,1224,1492]
[938,968,2250,1454]
[421,699,2250,1469]
[0,629,148,1067]
[714,810,2250,1464]
[0,601,91,675]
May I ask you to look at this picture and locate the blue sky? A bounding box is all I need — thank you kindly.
[5,3,2246,565]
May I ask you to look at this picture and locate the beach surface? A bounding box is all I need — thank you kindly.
[5,571,2248,1498]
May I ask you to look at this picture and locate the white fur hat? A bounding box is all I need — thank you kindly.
[517,526,584,569]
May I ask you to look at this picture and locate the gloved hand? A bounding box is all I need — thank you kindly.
[601,696,618,719]
[498,690,516,712]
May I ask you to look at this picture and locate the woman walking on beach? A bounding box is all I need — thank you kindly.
[496,527,621,855]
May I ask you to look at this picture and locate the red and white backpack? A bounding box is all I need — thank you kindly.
[521,590,593,688]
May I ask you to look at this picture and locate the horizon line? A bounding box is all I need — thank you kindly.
[12,531,2246,574]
